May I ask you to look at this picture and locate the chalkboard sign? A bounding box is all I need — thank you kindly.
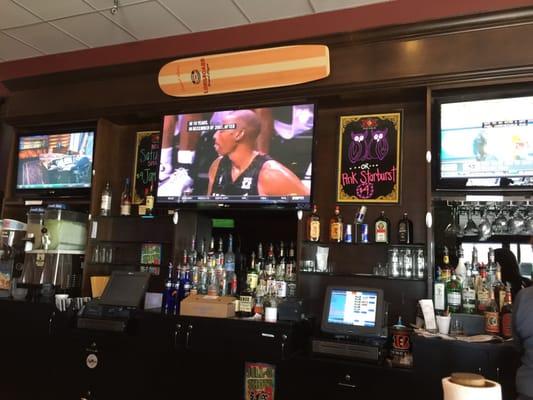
[133,131,161,204]
[337,112,401,203]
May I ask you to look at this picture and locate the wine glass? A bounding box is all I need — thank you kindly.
[508,205,526,235]
[478,207,492,241]
[445,203,463,238]
[463,207,479,237]
[492,207,508,235]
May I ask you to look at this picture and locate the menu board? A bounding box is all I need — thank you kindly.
[133,131,161,204]
[337,112,401,203]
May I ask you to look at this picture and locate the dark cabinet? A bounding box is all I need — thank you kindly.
[284,356,414,400]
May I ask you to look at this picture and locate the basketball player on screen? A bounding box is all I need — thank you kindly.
[207,110,309,197]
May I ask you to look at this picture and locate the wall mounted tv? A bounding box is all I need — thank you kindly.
[156,103,315,209]
[15,129,95,198]
[434,93,533,192]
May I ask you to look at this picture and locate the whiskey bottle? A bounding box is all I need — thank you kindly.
[275,242,287,299]
[286,242,297,297]
[100,181,112,216]
[440,246,452,283]
[307,204,320,242]
[397,212,413,244]
[461,265,476,314]
[329,206,343,243]
[446,270,462,313]
[492,264,506,311]
[484,288,500,335]
[265,243,276,294]
[145,183,155,215]
[120,178,131,216]
[238,283,255,318]
[374,211,390,243]
[500,284,513,339]
[477,268,491,313]
[246,252,259,293]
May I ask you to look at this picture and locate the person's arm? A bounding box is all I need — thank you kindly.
[207,157,222,195]
[257,160,310,196]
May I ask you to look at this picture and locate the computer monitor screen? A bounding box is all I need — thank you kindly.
[321,286,385,337]
[100,271,150,308]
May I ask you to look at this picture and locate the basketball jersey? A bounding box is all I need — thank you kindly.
[212,154,271,196]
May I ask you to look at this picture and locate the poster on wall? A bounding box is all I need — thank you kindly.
[337,112,401,203]
[133,131,161,204]
[244,362,275,400]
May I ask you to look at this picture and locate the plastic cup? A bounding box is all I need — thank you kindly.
[436,315,451,335]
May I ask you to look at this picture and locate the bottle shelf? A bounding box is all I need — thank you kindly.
[299,271,426,281]
[302,240,425,247]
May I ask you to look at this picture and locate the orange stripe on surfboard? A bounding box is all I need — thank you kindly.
[158,44,329,97]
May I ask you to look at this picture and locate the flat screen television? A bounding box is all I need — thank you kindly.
[156,103,315,208]
[434,93,533,192]
[15,129,95,198]
[321,285,386,338]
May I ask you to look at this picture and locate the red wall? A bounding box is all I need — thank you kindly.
[1,0,533,96]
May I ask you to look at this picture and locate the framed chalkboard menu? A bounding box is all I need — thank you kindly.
[133,131,161,204]
[337,112,401,203]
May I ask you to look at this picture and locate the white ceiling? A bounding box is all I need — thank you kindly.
[0,0,390,62]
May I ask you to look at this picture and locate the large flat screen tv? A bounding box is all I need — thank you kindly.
[156,103,314,208]
[16,129,95,197]
[434,93,533,192]
[321,285,386,338]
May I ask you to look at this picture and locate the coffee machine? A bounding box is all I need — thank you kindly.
[0,219,27,298]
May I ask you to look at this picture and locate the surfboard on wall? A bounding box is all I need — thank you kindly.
[158,45,330,97]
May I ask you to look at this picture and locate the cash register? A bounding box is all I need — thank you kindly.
[77,271,150,332]
[311,285,389,363]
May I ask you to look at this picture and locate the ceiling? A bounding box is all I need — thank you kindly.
[0,0,391,62]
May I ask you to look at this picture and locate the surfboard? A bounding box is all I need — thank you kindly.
[158,45,330,97]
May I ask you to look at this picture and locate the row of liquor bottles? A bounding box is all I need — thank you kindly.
[306,205,414,244]
[162,236,297,317]
[433,246,513,337]
[100,179,155,216]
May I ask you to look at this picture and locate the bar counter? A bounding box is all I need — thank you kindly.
[0,299,519,400]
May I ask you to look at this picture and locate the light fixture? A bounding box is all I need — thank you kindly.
[297,210,303,221]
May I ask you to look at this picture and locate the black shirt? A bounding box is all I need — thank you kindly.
[211,154,271,196]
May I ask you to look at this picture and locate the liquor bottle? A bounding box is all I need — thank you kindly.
[397,212,413,244]
[461,265,477,314]
[224,234,236,273]
[434,248,449,315]
[120,178,131,216]
[492,264,506,311]
[476,268,491,313]
[307,204,321,242]
[265,243,276,294]
[275,242,287,299]
[440,246,452,283]
[374,211,390,244]
[246,252,259,293]
[455,246,466,283]
[145,183,155,216]
[256,243,267,303]
[162,262,176,315]
[446,270,462,313]
[100,181,112,216]
[238,282,255,318]
[207,237,216,269]
[487,247,497,285]
[329,206,343,243]
[286,242,297,297]
[197,239,208,295]
[174,266,182,314]
[484,288,500,335]
[500,284,513,339]
[178,264,192,302]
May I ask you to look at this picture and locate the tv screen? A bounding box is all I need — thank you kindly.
[157,104,314,207]
[16,130,95,194]
[321,286,385,337]
[436,94,533,191]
